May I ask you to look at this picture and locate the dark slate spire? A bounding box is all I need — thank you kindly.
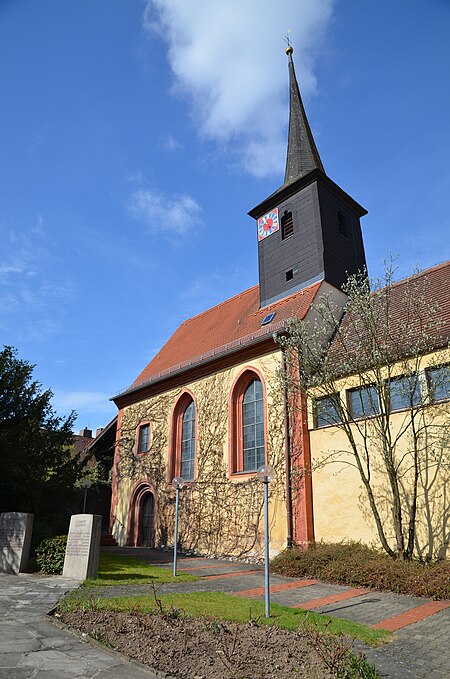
[284,46,325,183]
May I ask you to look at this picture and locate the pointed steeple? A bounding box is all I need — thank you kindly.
[249,43,367,309]
[284,45,325,183]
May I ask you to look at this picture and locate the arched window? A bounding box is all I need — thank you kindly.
[169,392,196,482]
[230,371,266,474]
[180,399,195,480]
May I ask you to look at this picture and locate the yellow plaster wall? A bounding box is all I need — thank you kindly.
[309,353,450,559]
[112,350,289,557]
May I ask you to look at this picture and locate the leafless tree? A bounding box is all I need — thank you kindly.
[277,261,450,560]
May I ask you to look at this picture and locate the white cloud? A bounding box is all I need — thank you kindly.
[144,0,334,177]
[32,214,45,235]
[128,188,202,237]
[162,134,183,151]
[0,263,29,277]
[177,266,253,319]
[0,220,75,341]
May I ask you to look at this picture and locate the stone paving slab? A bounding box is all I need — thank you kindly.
[268,581,343,607]
[0,573,159,678]
[177,564,261,576]
[3,549,447,679]
[296,587,370,610]
[86,570,290,599]
[317,590,433,626]
[235,578,319,598]
[116,548,450,679]
[372,599,450,630]
[358,608,450,679]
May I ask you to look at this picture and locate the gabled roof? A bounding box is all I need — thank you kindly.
[327,260,450,374]
[72,434,93,458]
[83,416,118,456]
[115,280,323,399]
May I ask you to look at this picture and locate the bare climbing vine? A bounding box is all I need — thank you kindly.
[114,360,288,556]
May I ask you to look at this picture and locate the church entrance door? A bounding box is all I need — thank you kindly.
[138,492,155,548]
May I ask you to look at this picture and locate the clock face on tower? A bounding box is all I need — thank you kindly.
[257,208,279,241]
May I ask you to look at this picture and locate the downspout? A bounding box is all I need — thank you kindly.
[282,348,294,549]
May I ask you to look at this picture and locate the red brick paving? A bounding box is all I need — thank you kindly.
[372,600,450,631]
[234,579,318,597]
[179,562,242,572]
[293,587,369,610]
[203,569,262,580]
[151,557,206,565]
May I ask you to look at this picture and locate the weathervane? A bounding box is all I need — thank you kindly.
[284,29,293,55]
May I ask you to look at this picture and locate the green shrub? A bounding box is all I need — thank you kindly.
[271,541,450,600]
[36,535,68,574]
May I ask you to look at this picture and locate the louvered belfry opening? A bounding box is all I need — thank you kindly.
[338,210,347,237]
[249,46,367,308]
[281,210,294,240]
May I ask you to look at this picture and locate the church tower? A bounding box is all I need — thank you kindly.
[249,46,367,308]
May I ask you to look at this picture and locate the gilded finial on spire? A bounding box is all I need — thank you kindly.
[284,29,293,56]
[284,30,325,183]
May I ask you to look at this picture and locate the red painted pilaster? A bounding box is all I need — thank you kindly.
[290,383,315,546]
[109,407,123,532]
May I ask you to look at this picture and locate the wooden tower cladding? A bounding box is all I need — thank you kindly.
[249,47,367,308]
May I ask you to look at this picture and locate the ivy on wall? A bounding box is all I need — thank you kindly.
[114,361,295,556]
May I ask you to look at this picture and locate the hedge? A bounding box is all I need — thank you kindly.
[36,535,68,574]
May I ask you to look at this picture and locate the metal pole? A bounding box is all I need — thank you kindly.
[173,485,180,577]
[83,487,88,513]
[263,477,270,618]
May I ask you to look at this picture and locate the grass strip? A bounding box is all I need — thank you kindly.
[60,590,390,647]
[83,551,198,586]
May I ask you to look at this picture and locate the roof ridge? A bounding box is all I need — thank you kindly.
[385,260,450,291]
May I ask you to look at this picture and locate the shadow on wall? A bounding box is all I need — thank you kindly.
[358,424,450,560]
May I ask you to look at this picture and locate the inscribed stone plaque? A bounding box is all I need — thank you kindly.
[62,514,102,580]
[0,512,34,574]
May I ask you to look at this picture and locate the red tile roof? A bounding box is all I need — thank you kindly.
[130,281,323,390]
[328,260,450,373]
[72,434,94,459]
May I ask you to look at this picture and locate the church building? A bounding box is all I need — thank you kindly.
[109,46,368,556]
[109,47,449,559]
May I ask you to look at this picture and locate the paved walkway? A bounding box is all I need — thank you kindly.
[0,572,158,678]
[1,549,449,678]
[101,548,450,679]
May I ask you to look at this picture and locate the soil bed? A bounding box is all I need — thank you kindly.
[59,609,376,678]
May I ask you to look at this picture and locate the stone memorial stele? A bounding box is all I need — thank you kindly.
[62,514,102,580]
[0,512,34,574]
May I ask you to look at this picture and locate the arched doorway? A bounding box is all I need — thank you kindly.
[127,481,157,547]
[139,491,155,548]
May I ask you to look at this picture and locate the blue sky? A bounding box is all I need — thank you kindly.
[1,0,449,433]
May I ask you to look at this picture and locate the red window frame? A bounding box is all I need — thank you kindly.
[229,369,267,476]
[135,421,151,456]
[168,391,197,482]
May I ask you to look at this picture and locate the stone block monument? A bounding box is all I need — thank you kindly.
[63,514,102,580]
[0,512,34,574]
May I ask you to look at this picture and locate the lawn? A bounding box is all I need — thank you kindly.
[59,589,390,647]
[83,551,198,586]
